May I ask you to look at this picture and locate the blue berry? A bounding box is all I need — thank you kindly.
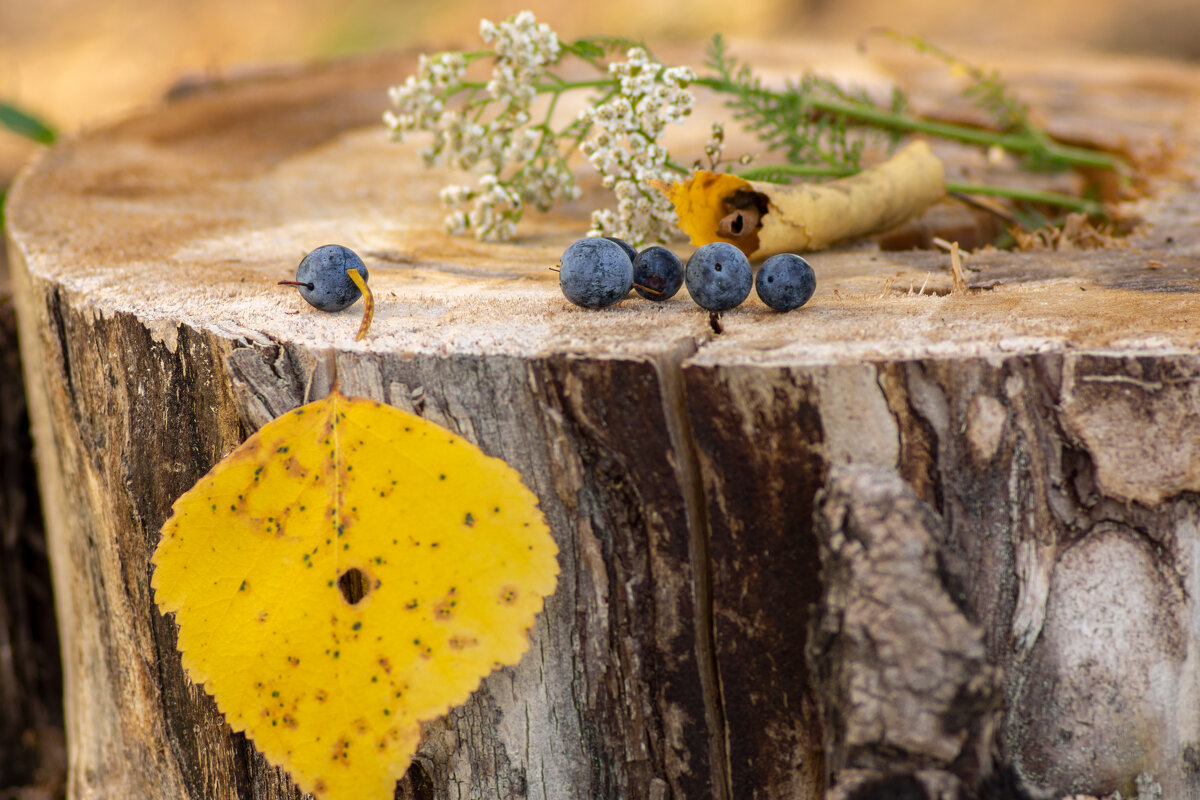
[605,237,639,264]
[755,253,816,311]
[633,246,684,301]
[559,238,634,308]
[279,244,368,312]
[685,242,752,311]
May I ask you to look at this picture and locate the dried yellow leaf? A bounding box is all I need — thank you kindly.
[152,390,558,800]
[652,170,758,250]
[656,141,946,259]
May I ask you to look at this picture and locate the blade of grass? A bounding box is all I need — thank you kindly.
[0,102,56,145]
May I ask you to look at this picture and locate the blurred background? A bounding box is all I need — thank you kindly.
[2,0,1200,179]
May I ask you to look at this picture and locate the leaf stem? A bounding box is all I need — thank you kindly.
[944,180,1106,216]
[737,164,856,180]
[815,96,1122,171]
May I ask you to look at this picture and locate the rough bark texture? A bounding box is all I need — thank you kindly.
[810,465,1001,800]
[5,42,1200,800]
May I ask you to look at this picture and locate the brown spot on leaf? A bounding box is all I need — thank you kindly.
[433,597,455,620]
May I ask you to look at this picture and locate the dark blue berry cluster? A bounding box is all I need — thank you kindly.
[558,237,685,308]
[558,237,815,313]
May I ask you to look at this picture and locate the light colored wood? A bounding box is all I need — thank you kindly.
[6,41,1200,800]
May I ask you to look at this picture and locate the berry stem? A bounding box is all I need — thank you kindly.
[633,282,664,296]
[278,280,315,290]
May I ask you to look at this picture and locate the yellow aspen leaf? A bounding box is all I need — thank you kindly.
[650,170,755,250]
[653,141,945,259]
[151,390,558,800]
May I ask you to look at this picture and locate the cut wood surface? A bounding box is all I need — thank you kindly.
[6,41,1200,800]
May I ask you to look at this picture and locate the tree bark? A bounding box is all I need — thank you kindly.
[5,43,1200,800]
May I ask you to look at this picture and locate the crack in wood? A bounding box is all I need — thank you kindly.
[651,337,731,800]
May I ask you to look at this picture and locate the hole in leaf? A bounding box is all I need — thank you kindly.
[338,568,369,605]
[404,759,436,800]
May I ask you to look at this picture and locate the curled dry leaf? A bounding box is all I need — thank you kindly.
[152,390,559,800]
[654,141,946,258]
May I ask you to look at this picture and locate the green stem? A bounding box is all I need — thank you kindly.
[457,78,618,95]
[816,97,1121,171]
[558,85,621,160]
[695,76,1124,172]
[738,164,856,180]
[0,101,56,144]
[537,78,619,94]
[736,163,1107,216]
[944,180,1105,216]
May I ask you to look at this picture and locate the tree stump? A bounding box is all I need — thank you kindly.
[5,43,1200,800]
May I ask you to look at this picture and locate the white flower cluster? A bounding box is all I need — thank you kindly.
[579,48,696,245]
[432,130,580,240]
[440,175,521,241]
[479,11,561,105]
[384,12,578,241]
[383,52,467,137]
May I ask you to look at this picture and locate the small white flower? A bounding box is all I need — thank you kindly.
[578,46,697,244]
[387,11,706,243]
[445,210,469,235]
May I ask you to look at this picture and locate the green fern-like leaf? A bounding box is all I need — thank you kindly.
[704,35,903,172]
